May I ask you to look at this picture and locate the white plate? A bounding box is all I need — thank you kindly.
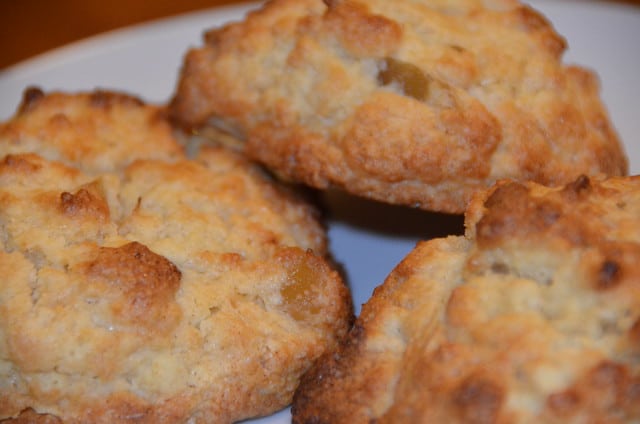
[0,1,638,423]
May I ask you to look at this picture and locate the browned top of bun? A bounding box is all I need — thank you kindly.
[0,88,352,423]
[171,0,627,213]
[293,174,640,423]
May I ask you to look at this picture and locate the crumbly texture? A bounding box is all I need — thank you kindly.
[292,174,640,423]
[0,89,352,423]
[170,0,627,214]
[1,87,185,173]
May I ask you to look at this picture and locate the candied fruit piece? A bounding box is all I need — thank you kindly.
[279,249,325,321]
[378,57,430,101]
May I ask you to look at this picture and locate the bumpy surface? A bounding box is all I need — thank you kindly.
[0,88,352,423]
[170,0,627,213]
[1,87,186,173]
[292,174,640,423]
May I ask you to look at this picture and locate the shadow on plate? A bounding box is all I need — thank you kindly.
[320,189,465,240]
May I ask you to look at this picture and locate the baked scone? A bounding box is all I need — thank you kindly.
[292,174,640,423]
[0,89,352,423]
[170,0,627,214]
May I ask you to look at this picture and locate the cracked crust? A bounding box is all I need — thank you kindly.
[170,0,627,213]
[292,175,640,423]
[0,89,352,423]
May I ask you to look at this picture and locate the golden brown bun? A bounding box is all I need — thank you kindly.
[0,88,352,423]
[292,174,640,423]
[170,0,627,213]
